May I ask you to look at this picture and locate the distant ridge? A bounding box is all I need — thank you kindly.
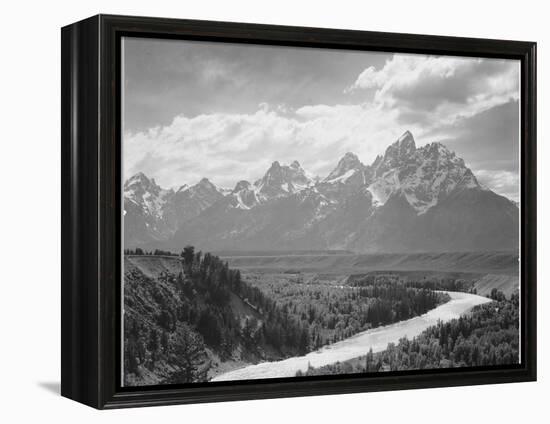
[220,251,519,276]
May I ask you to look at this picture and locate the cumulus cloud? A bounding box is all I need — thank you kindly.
[124,104,415,189]
[349,55,519,128]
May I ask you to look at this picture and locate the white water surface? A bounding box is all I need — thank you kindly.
[212,291,491,381]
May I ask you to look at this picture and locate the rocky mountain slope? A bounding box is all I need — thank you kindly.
[124,131,519,253]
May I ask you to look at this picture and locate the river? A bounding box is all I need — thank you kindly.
[211,291,491,381]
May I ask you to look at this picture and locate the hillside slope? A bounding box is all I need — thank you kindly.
[123,254,309,386]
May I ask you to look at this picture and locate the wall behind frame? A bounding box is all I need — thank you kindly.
[0,0,545,423]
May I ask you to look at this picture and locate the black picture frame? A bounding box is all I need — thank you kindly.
[61,14,537,409]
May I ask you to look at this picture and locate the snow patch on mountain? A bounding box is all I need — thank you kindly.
[325,169,357,184]
[229,180,261,210]
[254,160,314,201]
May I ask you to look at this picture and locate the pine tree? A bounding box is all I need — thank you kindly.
[168,324,207,383]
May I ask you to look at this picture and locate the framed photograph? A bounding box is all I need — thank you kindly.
[61,14,536,409]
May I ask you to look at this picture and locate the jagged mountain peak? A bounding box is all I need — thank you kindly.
[265,160,306,174]
[369,138,481,214]
[125,171,153,189]
[382,131,417,165]
[255,159,313,199]
[397,130,415,146]
[337,152,362,168]
[124,172,165,199]
[342,151,360,160]
[129,171,148,181]
[324,152,364,183]
[182,178,223,199]
[200,177,213,187]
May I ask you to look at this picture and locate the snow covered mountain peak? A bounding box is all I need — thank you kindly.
[290,160,302,169]
[255,160,313,200]
[125,171,159,193]
[368,134,481,214]
[323,152,366,188]
[124,172,174,221]
[124,172,168,200]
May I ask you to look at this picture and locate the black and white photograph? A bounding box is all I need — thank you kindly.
[122,37,521,386]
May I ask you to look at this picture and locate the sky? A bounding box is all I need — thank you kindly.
[122,37,520,201]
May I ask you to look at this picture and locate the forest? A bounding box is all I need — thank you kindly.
[348,272,478,294]
[243,272,450,347]
[298,291,519,376]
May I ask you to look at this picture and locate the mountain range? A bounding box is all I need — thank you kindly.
[124,131,519,253]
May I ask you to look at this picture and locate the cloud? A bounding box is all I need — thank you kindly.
[349,55,519,128]
[123,37,391,133]
[425,100,520,174]
[124,103,417,189]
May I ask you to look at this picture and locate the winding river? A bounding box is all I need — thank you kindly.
[212,291,491,381]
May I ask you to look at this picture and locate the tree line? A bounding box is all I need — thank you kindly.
[348,273,477,294]
[124,247,178,256]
